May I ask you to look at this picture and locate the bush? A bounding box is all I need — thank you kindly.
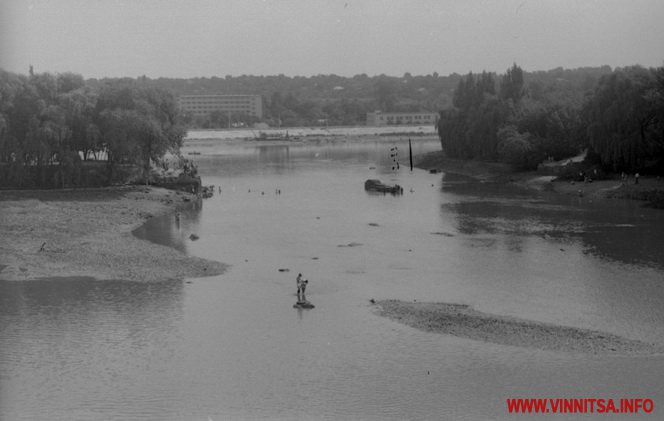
[0,162,141,189]
[497,125,539,170]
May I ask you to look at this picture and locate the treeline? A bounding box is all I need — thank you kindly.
[438,64,664,173]
[0,69,185,188]
[89,73,461,128]
[86,68,616,129]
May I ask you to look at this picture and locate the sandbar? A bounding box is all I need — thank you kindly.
[374,300,664,355]
[0,186,228,282]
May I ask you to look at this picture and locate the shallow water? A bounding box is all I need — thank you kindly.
[2,135,664,420]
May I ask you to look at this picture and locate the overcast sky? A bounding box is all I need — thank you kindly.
[1,0,663,79]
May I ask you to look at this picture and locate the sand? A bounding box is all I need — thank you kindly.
[374,300,664,355]
[0,186,228,282]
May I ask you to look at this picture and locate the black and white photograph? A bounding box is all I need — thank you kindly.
[1,1,664,420]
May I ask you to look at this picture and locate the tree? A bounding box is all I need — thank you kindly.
[59,87,98,160]
[437,63,599,168]
[0,70,186,188]
[645,67,664,167]
[583,66,662,172]
[439,70,505,160]
[95,80,185,183]
[500,63,524,102]
[513,97,582,161]
[438,108,470,158]
[57,72,85,93]
[131,87,185,181]
[374,77,397,112]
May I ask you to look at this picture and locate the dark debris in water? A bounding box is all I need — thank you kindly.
[338,242,363,248]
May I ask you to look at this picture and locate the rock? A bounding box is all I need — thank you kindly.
[189,234,200,241]
[337,242,363,248]
[293,301,315,309]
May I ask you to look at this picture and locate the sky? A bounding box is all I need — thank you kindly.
[1,0,663,79]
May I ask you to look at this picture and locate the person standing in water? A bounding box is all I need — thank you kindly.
[296,273,303,299]
[300,279,308,299]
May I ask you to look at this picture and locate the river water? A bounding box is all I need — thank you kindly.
[2,132,664,420]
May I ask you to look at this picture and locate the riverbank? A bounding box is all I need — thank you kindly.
[416,151,664,206]
[0,186,228,282]
[374,300,664,355]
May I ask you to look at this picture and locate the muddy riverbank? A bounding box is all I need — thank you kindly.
[416,151,664,206]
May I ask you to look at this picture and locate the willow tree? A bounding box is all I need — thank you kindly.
[132,88,185,181]
[59,87,98,160]
[96,80,185,182]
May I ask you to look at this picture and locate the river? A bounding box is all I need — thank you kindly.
[1,131,663,420]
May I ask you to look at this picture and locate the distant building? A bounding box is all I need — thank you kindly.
[178,94,263,119]
[366,111,438,127]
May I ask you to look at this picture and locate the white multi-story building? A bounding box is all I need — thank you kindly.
[366,111,438,126]
[178,95,263,119]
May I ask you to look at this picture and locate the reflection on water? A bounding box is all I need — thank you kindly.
[2,136,664,420]
[256,144,291,163]
[133,200,203,253]
[442,173,664,269]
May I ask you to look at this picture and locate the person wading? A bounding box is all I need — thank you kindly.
[296,273,303,300]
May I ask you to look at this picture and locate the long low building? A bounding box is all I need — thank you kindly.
[366,111,438,126]
[178,94,263,119]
